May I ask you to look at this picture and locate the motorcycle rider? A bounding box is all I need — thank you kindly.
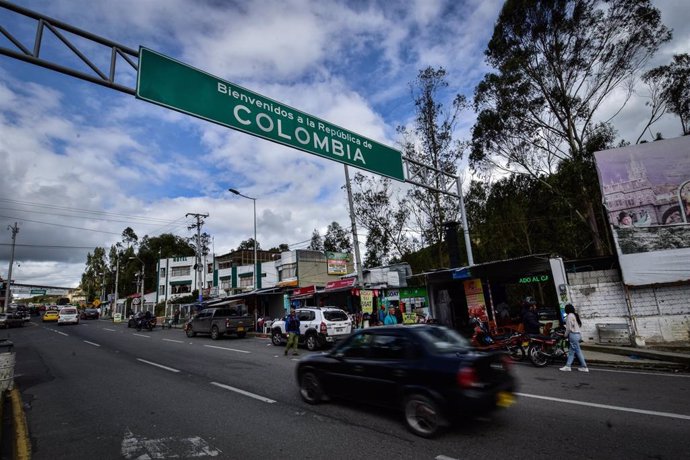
[522,298,541,335]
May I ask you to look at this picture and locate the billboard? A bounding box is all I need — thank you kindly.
[594,136,690,285]
[325,252,350,275]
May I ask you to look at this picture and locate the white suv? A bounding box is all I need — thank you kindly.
[271,307,352,351]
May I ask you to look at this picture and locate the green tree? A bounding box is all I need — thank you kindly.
[642,53,690,136]
[399,66,469,266]
[471,0,671,256]
[268,243,290,252]
[307,230,324,251]
[350,173,412,267]
[236,238,260,251]
[323,222,352,253]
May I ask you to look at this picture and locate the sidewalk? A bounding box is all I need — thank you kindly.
[580,343,690,371]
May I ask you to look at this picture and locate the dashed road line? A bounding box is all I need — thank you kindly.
[55,330,68,336]
[163,338,185,344]
[83,340,101,347]
[210,382,276,403]
[132,333,150,338]
[136,358,180,373]
[204,345,250,354]
[103,328,117,332]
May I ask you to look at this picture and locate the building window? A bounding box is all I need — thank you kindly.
[221,279,231,291]
[279,263,297,281]
[172,284,191,294]
[171,266,191,277]
[159,285,165,295]
[240,275,253,289]
[160,268,166,278]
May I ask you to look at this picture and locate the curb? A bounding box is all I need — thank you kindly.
[9,387,31,460]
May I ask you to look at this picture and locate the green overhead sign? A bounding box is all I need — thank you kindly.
[136,48,404,181]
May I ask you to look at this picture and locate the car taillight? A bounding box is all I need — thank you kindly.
[225,318,230,328]
[320,322,327,334]
[457,367,480,388]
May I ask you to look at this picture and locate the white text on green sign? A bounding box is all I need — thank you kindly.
[136,48,404,181]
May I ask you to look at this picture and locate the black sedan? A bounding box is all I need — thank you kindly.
[296,324,516,438]
[80,308,100,320]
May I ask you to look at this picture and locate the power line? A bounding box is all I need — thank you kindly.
[0,214,122,235]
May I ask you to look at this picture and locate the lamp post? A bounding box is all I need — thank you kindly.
[129,256,145,314]
[228,188,257,291]
[229,188,258,329]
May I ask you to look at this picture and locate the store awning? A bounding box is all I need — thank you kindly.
[225,287,283,299]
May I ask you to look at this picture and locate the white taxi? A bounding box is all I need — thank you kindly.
[58,307,80,326]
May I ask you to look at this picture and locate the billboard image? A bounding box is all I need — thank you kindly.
[594,136,690,285]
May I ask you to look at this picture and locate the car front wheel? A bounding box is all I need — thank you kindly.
[271,330,283,346]
[403,393,445,438]
[211,326,220,340]
[186,327,196,338]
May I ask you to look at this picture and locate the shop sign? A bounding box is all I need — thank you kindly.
[326,252,350,275]
[292,285,316,297]
[464,278,488,321]
[325,278,356,290]
[360,290,374,314]
[518,275,550,284]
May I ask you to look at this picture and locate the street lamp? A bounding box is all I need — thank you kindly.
[129,256,145,314]
[228,188,257,291]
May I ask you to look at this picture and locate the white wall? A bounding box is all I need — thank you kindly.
[568,269,690,344]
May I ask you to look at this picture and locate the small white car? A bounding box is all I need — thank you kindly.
[57,307,80,326]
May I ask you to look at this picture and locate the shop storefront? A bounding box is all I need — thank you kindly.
[422,255,571,334]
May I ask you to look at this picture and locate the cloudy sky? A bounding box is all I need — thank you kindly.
[1,0,688,289]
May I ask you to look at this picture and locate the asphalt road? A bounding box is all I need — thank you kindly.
[5,318,690,460]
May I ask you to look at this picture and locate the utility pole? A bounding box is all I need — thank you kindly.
[186,213,209,303]
[114,254,120,319]
[3,223,19,313]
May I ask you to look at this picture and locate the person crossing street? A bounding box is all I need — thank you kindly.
[284,306,301,356]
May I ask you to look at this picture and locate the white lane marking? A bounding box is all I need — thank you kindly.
[103,328,117,332]
[204,345,250,354]
[210,382,276,404]
[83,341,101,347]
[56,331,68,336]
[589,368,690,378]
[121,428,221,459]
[516,392,690,421]
[436,456,459,460]
[133,333,150,338]
[136,358,180,373]
[163,338,185,344]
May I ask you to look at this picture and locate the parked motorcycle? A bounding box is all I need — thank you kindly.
[469,317,527,361]
[135,315,156,331]
[527,326,569,367]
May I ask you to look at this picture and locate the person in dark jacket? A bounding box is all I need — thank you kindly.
[284,307,300,356]
[394,306,404,324]
[522,301,541,335]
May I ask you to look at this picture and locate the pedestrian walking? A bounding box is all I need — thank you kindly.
[284,306,301,356]
[560,304,589,372]
[173,309,180,326]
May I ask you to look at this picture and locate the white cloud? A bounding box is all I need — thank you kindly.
[1,0,688,289]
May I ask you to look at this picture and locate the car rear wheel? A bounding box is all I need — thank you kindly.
[305,333,319,351]
[271,330,283,346]
[299,371,324,404]
[403,393,445,438]
[211,326,220,340]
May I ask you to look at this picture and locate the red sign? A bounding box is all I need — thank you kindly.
[325,278,356,290]
[292,285,316,297]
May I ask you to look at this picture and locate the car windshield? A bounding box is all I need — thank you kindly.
[323,310,348,321]
[61,309,77,315]
[416,326,470,353]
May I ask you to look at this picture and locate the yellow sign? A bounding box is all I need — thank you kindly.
[93,299,101,307]
[360,290,373,314]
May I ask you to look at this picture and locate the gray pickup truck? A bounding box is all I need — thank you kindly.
[184,306,254,340]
